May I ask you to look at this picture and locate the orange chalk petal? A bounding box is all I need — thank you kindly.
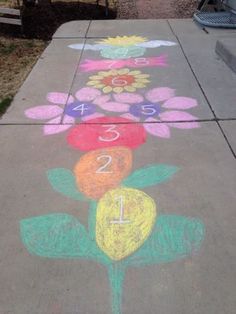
[74,146,133,199]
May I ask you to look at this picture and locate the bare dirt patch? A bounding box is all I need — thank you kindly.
[0,1,116,115]
[117,0,197,18]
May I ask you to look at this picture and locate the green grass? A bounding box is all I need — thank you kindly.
[0,43,17,55]
[24,41,35,48]
[0,96,13,115]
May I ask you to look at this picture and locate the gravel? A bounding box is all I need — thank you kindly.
[117,0,198,19]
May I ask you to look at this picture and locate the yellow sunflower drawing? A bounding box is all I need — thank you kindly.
[98,36,147,47]
[87,68,150,93]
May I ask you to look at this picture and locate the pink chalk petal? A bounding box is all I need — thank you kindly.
[163,97,198,109]
[98,102,130,112]
[25,105,63,120]
[120,113,140,122]
[44,124,73,135]
[81,112,105,121]
[44,116,73,135]
[62,115,75,124]
[113,93,144,104]
[169,122,200,129]
[144,118,170,138]
[93,95,111,105]
[159,110,198,122]
[47,92,73,105]
[145,87,175,103]
[67,96,74,104]
[75,87,101,102]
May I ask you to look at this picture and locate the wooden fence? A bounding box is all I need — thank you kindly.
[0,7,22,26]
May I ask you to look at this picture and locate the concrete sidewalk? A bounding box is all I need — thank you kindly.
[0,19,236,314]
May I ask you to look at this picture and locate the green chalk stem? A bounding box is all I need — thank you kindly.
[108,263,126,314]
[88,201,97,241]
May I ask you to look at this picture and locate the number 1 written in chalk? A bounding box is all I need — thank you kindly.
[110,195,130,224]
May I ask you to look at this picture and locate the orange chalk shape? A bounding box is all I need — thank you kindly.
[74,146,132,199]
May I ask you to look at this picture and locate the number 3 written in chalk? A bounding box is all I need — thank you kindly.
[98,125,120,142]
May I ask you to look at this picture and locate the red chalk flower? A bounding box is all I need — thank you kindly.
[67,116,147,151]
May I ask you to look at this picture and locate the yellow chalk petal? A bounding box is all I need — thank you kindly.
[103,86,113,93]
[132,82,146,88]
[109,69,119,76]
[95,84,105,88]
[98,71,111,77]
[96,187,157,261]
[124,86,136,92]
[136,74,150,78]
[113,87,124,93]
[89,75,103,80]
[117,68,130,75]
[87,80,100,86]
[137,79,150,83]
[128,70,141,75]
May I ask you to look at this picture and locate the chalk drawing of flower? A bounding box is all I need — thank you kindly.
[98,35,148,47]
[24,90,105,135]
[21,30,204,314]
[66,116,147,151]
[20,161,205,314]
[68,36,177,59]
[74,86,200,138]
[87,69,150,93]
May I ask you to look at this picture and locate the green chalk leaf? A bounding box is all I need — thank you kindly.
[125,215,205,267]
[122,164,179,189]
[47,168,87,201]
[20,213,110,265]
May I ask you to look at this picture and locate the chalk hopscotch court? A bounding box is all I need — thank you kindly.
[0,20,236,314]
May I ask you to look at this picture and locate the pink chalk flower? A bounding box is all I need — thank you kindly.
[93,87,200,139]
[24,89,105,135]
[24,87,200,138]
